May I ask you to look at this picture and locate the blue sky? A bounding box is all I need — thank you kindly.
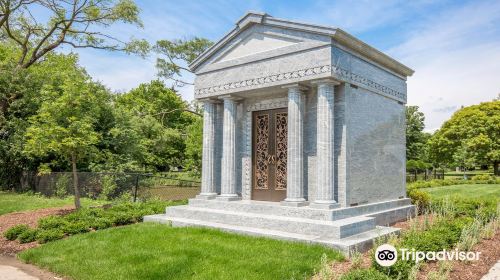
[67,0,500,131]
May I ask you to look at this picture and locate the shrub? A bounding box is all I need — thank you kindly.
[63,221,90,235]
[401,217,470,252]
[4,224,29,240]
[372,252,414,280]
[341,268,391,280]
[407,189,431,213]
[38,215,68,230]
[471,174,498,183]
[88,217,113,230]
[17,228,39,243]
[109,212,136,225]
[54,174,70,198]
[36,229,65,244]
[98,175,118,201]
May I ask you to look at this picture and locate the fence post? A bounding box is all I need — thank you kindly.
[424,170,428,181]
[133,174,139,202]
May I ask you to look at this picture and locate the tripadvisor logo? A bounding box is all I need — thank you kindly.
[374,244,481,266]
[375,244,398,267]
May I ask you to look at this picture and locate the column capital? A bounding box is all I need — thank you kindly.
[310,78,341,86]
[282,83,309,92]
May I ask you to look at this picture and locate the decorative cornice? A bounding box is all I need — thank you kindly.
[194,64,406,102]
[195,65,330,98]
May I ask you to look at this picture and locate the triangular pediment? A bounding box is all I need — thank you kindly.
[215,32,301,63]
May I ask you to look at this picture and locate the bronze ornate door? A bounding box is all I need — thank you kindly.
[252,108,287,202]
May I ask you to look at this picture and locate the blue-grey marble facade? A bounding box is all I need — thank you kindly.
[192,12,413,208]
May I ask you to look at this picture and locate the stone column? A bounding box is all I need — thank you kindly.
[311,79,340,209]
[282,84,308,207]
[197,100,218,199]
[217,97,241,201]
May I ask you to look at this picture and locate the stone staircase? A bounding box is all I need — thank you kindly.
[144,198,414,255]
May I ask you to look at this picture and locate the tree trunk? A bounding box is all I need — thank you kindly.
[494,161,499,176]
[71,152,81,209]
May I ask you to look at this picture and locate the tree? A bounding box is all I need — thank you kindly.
[118,80,195,128]
[155,37,212,87]
[405,106,430,161]
[0,43,89,189]
[1,0,148,69]
[24,76,109,208]
[117,80,193,171]
[427,100,500,175]
[184,117,202,174]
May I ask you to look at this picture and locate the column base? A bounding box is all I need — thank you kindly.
[309,201,340,210]
[216,195,241,201]
[195,193,217,200]
[281,199,309,207]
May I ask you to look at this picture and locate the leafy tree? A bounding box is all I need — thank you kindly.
[184,117,202,174]
[118,80,195,128]
[155,37,212,87]
[0,0,149,69]
[0,43,88,188]
[427,100,500,175]
[117,80,192,171]
[24,76,110,208]
[405,106,430,161]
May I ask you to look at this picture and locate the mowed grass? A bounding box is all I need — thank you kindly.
[19,223,343,280]
[423,184,500,201]
[0,191,103,215]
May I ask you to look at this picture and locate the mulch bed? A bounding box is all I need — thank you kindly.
[317,216,499,280]
[0,206,74,256]
[418,231,500,280]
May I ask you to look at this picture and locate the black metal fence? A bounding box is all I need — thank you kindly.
[406,170,445,183]
[18,172,201,202]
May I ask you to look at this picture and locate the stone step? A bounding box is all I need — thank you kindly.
[187,198,412,222]
[367,205,416,226]
[165,206,376,239]
[143,214,400,255]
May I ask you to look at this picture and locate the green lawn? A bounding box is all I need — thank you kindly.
[423,184,500,201]
[19,223,343,280]
[0,191,103,215]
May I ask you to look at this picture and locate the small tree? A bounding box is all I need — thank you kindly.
[24,77,108,208]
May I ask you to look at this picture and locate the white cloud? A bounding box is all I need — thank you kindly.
[388,0,500,131]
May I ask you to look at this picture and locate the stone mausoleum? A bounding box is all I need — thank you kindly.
[146,12,415,253]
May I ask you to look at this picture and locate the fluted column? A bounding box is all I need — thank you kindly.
[197,100,218,199]
[217,96,241,201]
[311,79,340,209]
[282,84,308,207]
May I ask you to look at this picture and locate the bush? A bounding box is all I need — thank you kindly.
[63,221,90,235]
[471,174,498,184]
[407,189,430,213]
[38,215,68,230]
[8,200,180,244]
[36,229,65,244]
[372,251,414,280]
[54,174,70,198]
[98,175,118,201]
[4,224,30,240]
[341,268,391,280]
[401,217,470,252]
[17,228,39,243]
